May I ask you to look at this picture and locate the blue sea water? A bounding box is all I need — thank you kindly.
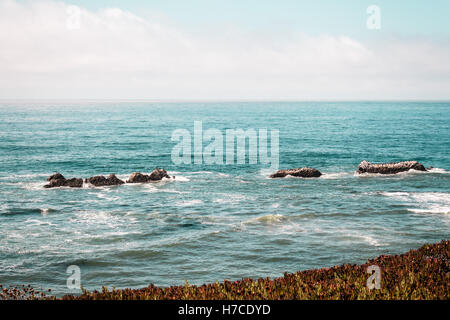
[0,101,449,296]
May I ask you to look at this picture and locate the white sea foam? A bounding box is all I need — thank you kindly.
[213,193,255,204]
[354,172,384,177]
[97,193,120,201]
[70,210,138,228]
[25,218,56,226]
[408,207,450,214]
[427,167,449,174]
[241,214,305,235]
[377,191,410,200]
[190,171,214,174]
[173,171,226,179]
[217,172,230,177]
[259,168,274,178]
[160,189,188,194]
[394,168,444,176]
[380,191,450,215]
[173,175,190,182]
[245,214,287,225]
[84,230,140,239]
[4,231,25,240]
[215,197,244,204]
[116,174,130,181]
[321,172,351,179]
[355,167,449,177]
[0,203,9,212]
[355,232,382,246]
[0,173,51,180]
[381,191,449,203]
[138,183,187,194]
[176,199,204,207]
[350,232,382,246]
[322,226,384,247]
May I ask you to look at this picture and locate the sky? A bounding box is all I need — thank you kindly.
[0,0,449,100]
[63,0,450,37]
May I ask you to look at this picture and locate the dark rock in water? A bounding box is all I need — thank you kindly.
[127,172,149,183]
[85,174,125,186]
[63,178,84,188]
[356,160,427,174]
[149,168,170,180]
[47,173,65,181]
[44,178,64,188]
[270,167,322,178]
[127,168,170,183]
[45,169,170,188]
[44,173,83,188]
[105,174,125,185]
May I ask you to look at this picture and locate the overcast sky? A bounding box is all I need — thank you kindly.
[1,0,449,100]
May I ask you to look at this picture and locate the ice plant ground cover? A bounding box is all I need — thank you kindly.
[1,240,447,300]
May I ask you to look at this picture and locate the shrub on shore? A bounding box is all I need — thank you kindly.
[1,240,448,300]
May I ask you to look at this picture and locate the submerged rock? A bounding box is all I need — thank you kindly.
[356,160,427,174]
[85,174,125,186]
[44,173,83,188]
[270,167,322,178]
[127,168,170,183]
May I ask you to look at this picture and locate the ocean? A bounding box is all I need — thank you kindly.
[0,101,449,296]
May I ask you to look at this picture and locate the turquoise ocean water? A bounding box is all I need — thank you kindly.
[0,101,449,296]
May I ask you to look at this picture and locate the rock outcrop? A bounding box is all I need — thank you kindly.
[127,168,170,183]
[47,173,65,181]
[44,173,83,188]
[356,160,427,174]
[85,174,125,186]
[270,167,322,178]
[44,168,171,188]
[148,168,171,180]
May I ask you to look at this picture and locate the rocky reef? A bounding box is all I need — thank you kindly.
[44,168,171,188]
[44,173,83,188]
[85,174,125,186]
[270,167,322,178]
[127,168,171,183]
[356,160,427,174]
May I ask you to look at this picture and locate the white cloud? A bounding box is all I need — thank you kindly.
[0,0,449,100]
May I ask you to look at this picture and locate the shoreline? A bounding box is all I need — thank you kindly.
[1,240,448,300]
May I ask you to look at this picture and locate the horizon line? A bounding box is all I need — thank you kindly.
[1,98,450,104]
